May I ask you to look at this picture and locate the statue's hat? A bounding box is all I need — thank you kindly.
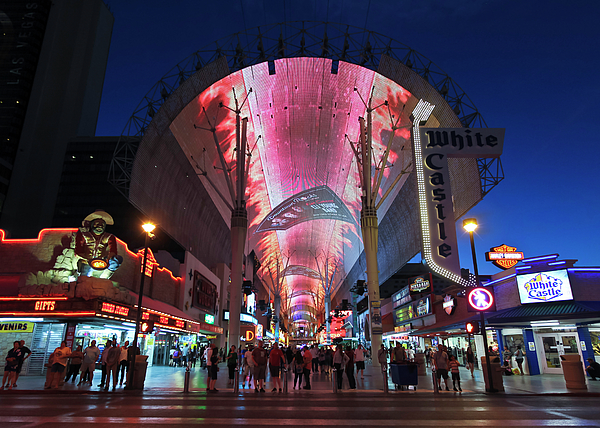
[83,210,114,226]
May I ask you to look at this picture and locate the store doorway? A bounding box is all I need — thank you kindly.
[539,333,581,374]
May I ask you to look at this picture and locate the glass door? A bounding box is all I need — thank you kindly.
[539,333,582,374]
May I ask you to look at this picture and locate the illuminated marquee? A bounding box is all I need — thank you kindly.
[100,302,130,317]
[414,111,504,285]
[34,300,55,311]
[517,269,573,304]
[486,244,524,269]
[409,274,432,295]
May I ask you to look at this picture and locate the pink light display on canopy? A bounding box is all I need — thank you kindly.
[170,58,415,311]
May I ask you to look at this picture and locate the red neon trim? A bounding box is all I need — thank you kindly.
[0,312,97,316]
[0,228,182,281]
[0,296,69,301]
[0,228,78,244]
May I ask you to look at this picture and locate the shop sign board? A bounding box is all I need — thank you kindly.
[516,269,573,304]
[392,285,411,308]
[204,314,215,324]
[409,274,433,295]
[485,244,524,270]
[223,311,258,325]
[0,321,34,333]
[393,296,432,326]
[193,270,218,314]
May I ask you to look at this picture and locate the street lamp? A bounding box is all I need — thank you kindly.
[462,218,496,393]
[127,222,155,390]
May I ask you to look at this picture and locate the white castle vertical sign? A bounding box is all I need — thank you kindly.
[415,125,505,285]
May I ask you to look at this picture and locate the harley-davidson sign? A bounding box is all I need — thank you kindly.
[485,244,524,270]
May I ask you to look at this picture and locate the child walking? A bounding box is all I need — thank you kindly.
[448,354,462,392]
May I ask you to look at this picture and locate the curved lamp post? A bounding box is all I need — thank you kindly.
[127,222,155,390]
[463,218,496,393]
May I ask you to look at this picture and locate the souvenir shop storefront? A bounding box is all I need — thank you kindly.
[0,295,223,374]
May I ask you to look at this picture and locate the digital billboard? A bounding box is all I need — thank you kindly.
[517,269,573,304]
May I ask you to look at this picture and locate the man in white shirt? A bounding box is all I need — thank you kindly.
[79,340,100,385]
[432,344,450,391]
[354,344,366,379]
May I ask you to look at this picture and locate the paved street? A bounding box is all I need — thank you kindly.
[2,363,600,427]
[0,389,599,427]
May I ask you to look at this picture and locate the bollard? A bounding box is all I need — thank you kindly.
[233,366,240,393]
[283,367,288,393]
[432,369,439,394]
[332,368,338,393]
[184,362,191,393]
[382,365,389,393]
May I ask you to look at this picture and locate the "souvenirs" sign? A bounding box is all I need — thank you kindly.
[516,269,574,304]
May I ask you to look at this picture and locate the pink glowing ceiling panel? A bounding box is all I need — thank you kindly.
[170,58,415,307]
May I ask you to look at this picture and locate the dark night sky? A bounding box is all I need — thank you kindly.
[96,0,600,276]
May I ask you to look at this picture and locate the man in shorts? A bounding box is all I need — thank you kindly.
[252,340,268,392]
[268,343,285,392]
[432,344,450,391]
[354,344,366,379]
[48,341,71,389]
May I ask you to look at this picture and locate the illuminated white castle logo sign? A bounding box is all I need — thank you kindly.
[523,273,565,302]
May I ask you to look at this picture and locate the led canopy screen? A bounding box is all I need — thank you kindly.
[516,269,574,304]
[170,57,417,308]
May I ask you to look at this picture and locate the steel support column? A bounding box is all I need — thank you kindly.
[229,206,247,350]
[361,207,381,366]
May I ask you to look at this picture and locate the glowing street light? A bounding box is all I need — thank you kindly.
[142,223,156,234]
[463,217,496,393]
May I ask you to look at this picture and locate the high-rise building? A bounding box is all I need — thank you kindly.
[0,0,113,237]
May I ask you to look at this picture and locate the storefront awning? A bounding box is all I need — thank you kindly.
[487,301,600,324]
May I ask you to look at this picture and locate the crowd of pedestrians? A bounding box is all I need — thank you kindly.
[200,340,374,393]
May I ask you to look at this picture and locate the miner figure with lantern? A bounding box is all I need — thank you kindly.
[75,210,123,279]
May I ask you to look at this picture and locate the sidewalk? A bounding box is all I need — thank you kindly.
[4,362,600,395]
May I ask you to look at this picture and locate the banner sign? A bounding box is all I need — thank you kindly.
[415,124,504,284]
[255,185,356,233]
[0,321,34,333]
[370,301,383,335]
[517,269,573,304]
[392,285,411,308]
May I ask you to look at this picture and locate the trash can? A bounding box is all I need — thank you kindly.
[389,363,419,390]
[415,353,427,376]
[480,356,504,392]
[131,355,148,390]
[561,354,587,390]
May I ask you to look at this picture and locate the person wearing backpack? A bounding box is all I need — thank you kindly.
[104,341,121,390]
